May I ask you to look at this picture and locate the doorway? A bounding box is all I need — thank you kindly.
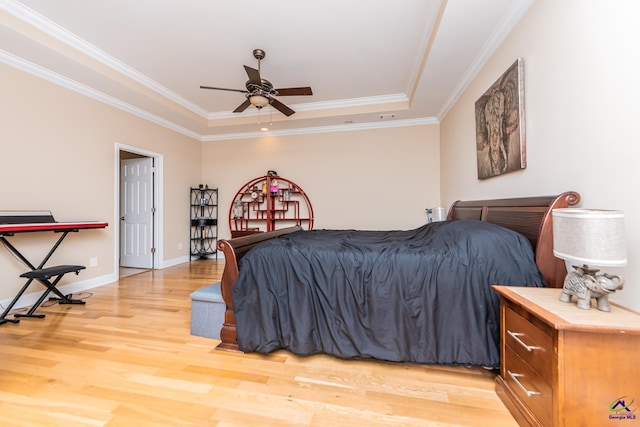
[115,144,163,278]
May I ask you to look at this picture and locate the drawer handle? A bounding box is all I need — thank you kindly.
[507,330,541,352]
[507,370,541,397]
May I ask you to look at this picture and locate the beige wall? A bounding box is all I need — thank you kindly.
[0,63,440,307]
[201,124,441,238]
[3,0,637,314]
[0,63,201,304]
[440,0,640,311]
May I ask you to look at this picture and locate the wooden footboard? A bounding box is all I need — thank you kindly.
[216,226,302,351]
[214,191,580,352]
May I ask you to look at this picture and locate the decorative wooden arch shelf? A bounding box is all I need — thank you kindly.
[229,174,314,237]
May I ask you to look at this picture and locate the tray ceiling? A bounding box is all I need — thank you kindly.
[0,0,533,141]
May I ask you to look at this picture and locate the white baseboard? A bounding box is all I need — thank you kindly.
[162,252,224,269]
[0,272,117,312]
[1,253,226,313]
[161,255,191,268]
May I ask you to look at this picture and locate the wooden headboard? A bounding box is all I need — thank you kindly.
[447,191,581,288]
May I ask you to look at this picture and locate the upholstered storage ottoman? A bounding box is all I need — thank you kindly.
[189,282,224,339]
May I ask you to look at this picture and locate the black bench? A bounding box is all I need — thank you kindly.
[13,265,86,320]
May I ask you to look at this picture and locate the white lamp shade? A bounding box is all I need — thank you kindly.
[249,95,269,108]
[552,208,627,266]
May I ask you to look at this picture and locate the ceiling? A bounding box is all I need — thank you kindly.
[0,0,533,141]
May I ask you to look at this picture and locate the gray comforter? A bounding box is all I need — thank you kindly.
[232,220,546,367]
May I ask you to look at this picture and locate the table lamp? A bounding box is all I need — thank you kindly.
[552,208,626,311]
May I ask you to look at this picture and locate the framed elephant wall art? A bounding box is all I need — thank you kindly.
[475,58,526,180]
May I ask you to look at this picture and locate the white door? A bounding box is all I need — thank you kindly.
[120,157,153,268]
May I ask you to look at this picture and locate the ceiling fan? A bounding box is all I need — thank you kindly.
[200,49,313,117]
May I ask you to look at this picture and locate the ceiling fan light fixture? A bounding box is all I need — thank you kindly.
[249,95,270,108]
[200,49,311,116]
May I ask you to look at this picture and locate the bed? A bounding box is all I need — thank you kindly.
[215,192,580,367]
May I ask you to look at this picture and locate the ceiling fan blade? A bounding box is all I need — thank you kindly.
[270,98,295,116]
[275,87,313,96]
[244,66,262,86]
[233,99,252,113]
[200,85,247,93]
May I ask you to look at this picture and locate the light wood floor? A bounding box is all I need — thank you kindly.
[0,260,518,426]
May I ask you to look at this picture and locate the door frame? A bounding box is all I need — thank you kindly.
[114,143,163,277]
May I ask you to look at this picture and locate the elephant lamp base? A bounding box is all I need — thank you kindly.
[558,264,624,312]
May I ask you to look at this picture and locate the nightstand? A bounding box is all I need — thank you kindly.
[493,286,640,426]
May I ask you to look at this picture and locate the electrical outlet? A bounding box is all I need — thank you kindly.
[89,257,98,267]
[178,243,183,250]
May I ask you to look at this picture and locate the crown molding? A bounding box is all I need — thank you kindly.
[0,49,201,140]
[436,0,534,120]
[202,117,437,142]
[2,49,433,143]
[205,93,410,121]
[4,1,414,127]
[2,0,210,118]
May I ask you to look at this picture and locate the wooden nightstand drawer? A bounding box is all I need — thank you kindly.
[494,286,640,427]
[504,305,553,379]
[504,347,553,427]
